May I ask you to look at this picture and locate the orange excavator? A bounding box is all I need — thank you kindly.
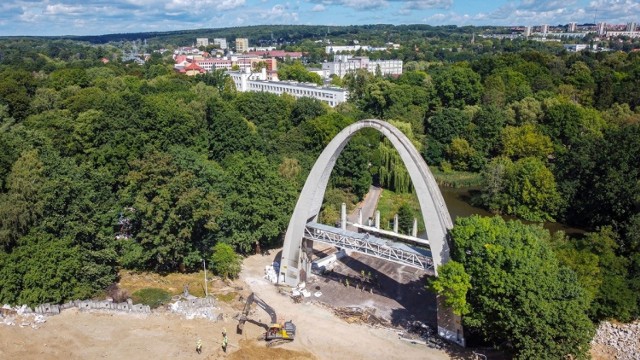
[236,292,296,347]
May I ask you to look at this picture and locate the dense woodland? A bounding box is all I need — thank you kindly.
[1,25,639,358]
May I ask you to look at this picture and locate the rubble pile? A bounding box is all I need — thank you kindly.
[333,306,390,327]
[264,262,279,284]
[169,297,218,320]
[591,321,640,360]
[1,304,47,329]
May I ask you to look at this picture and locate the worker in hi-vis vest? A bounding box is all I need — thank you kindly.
[196,338,202,354]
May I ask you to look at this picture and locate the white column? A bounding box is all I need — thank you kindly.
[412,218,418,237]
[341,203,347,230]
[375,210,380,229]
[393,214,399,233]
[358,208,362,225]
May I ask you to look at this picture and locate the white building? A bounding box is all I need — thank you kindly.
[606,30,640,38]
[597,22,607,36]
[213,38,227,50]
[325,45,387,54]
[563,44,589,52]
[229,69,348,107]
[627,22,637,31]
[322,55,403,78]
[541,24,549,35]
[568,22,577,32]
[524,26,532,37]
[196,38,209,47]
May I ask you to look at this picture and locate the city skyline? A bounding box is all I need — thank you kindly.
[0,0,638,37]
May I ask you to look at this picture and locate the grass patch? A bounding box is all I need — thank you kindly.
[131,288,171,309]
[216,292,238,303]
[429,166,483,188]
[376,189,425,233]
[118,270,209,298]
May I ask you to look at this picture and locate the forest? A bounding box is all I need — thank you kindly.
[1,26,639,358]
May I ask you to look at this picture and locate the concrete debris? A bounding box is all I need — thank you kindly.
[169,297,219,321]
[264,262,278,284]
[1,305,47,329]
[591,320,640,360]
[333,306,390,327]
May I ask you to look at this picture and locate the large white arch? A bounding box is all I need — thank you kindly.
[278,119,463,345]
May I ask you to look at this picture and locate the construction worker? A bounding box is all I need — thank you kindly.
[222,333,228,353]
[196,338,202,354]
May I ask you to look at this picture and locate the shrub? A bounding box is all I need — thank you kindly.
[131,288,171,309]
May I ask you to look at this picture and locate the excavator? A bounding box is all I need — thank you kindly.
[236,292,296,347]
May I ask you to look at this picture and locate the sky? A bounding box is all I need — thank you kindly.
[0,0,638,36]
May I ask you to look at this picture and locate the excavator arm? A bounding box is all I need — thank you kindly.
[237,293,278,334]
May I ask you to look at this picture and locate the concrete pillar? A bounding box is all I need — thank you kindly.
[375,210,380,229]
[412,218,418,237]
[341,202,347,230]
[393,214,399,233]
[358,208,363,225]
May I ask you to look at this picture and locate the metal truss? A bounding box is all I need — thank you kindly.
[304,223,434,272]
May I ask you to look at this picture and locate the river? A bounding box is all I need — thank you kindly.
[439,186,586,236]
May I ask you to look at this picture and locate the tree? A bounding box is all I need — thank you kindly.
[220,152,296,252]
[206,98,259,161]
[501,124,553,161]
[290,97,328,125]
[480,157,561,222]
[430,65,483,108]
[450,216,594,359]
[397,203,414,235]
[428,261,471,316]
[278,61,322,85]
[210,243,241,279]
[120,150,223,272]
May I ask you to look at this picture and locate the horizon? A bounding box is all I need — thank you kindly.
[0,0,638,37]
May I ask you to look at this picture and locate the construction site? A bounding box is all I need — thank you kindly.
[0,247,468,360]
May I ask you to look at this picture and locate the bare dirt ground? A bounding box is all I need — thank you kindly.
[0,249,455,360]
[0,248,610,360]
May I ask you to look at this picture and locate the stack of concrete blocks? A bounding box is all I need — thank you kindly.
[34,299,150,315]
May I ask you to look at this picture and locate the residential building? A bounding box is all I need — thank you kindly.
[180,62,206,76]
[322,55,403,78]
[246,50,303,60]
[213,38,227,50]
[627,22,637,31]
[568,22,577,32]
[541,24,549,35]
[597,22,607,36]
[196,38,209,47]
[236,38,249,53]
[606,30,640,38]
[229,68,348,107]
[524,26,532,37]
[325,45,388,54]
[563,44,589,52]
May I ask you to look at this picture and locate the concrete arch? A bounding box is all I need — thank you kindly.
[279,119,453,285]
[278,119,463,346]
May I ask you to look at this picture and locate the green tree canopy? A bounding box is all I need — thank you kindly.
[450,216,594,359]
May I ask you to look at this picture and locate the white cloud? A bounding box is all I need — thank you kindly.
[260,4,299,22]
[312,4,325,11]
[402,0,452,10]
[44,4,86,15]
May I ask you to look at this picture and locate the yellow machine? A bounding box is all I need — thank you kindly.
[236,292,296,347]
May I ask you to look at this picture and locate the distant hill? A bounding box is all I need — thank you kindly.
[48,24,485,46]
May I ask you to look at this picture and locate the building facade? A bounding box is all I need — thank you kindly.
[196,38,209,47]
[235,38,249,53]
[229,69,348,107]
[213,38,227,50]
[322,55,403,78]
